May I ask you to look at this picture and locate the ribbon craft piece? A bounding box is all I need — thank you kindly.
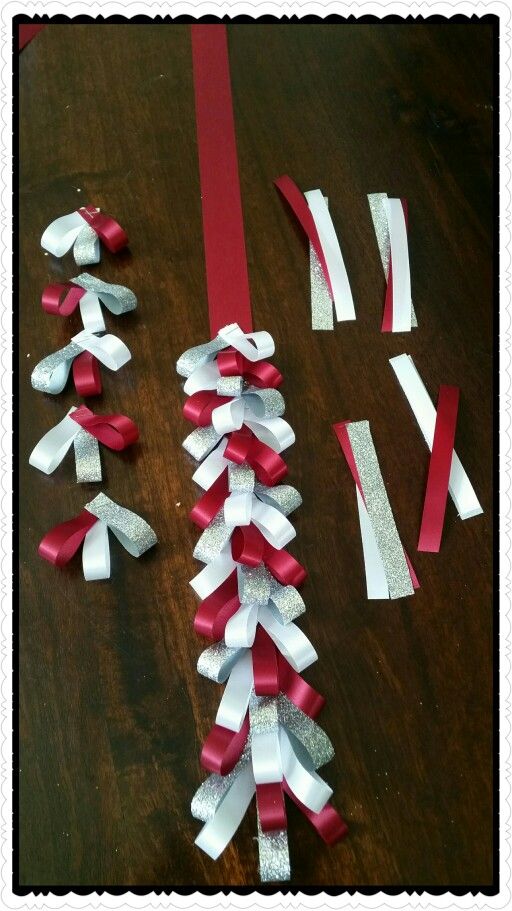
[41,206,129,266]
[42,273,137,333]
[368,193,416,333]
[417,385,460,553]
[30,328,131,397]
[29,405,139,483]
[333,420,419,600]
[389,354,483,522]
[38,492,157,581]
[178,320,347,880]
[274,176,355,330]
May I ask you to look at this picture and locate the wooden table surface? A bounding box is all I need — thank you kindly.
[17,21,495,890]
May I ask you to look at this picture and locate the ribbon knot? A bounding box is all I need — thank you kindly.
[42,273,137,333]
[41,206,128,265]
[31,328,131,397]
[38,492,157,581]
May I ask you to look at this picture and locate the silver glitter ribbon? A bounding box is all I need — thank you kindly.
[73,428,101,483]
[183,425,223,462]
[74,222,100,266]
[72,272,137,318]
[177,336,226,378]
[193,512,232,563]
[257,817,291,882]
[31,340,83,394]
[85,492,157,558]
[368,192,417,327]
[346,420,414,599]
[197,642,246,683]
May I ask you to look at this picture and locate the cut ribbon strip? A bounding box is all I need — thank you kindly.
[31,328,131,396]
[389,354,482,521]
[417,385,460,553]
[38,492,157,581]
[29,405,139,483]
[41,206,128,266]
[333,420,418,600]
[42,273,137,333]
[368,193,416,332]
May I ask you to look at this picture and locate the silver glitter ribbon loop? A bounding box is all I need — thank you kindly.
[72,272,137,318]
[183,426,222,462]
[177,337,226,378]
[277,694,334,770]
[197,642,246,683]
[85,492,157,558]
[238,565,272,606]
[193,513,232,563]
[228,462,255,493]
[74,223,100,266]
[255,483,302,516]
[73,428,101,483]
[269,578,305,624]
[30,341,83,394]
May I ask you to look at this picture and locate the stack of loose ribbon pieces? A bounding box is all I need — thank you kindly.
[177,322,347,882]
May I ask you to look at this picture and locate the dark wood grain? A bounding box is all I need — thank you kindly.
[18,21,495,888]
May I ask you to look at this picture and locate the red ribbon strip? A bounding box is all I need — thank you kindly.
[417,384,460,553]
[277,652,325,718]
[194,571,240,639]
[333,421,419,590]
[252,625,280,695]
[19,24,45,51]
[38,509,98,567]
[42,282,85,317]
[256,782,288,832]
[191,25,253,337]
[218,348,283,389]
[381,199,408,333]
[282,781,348,844]
[189,469,229,529]
[183,390,232,427]
[78,206,129,254]
[231,524,307,587]
[70,405,139,450]
[225,429,287,487]
[273,175,333,298]
[73,350,102,397]
[201,714,250,775]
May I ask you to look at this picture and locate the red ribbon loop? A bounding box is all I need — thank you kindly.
[252,626,280,695]
[41,282,85,317]
[277,653,325,719]
[232,525,307,587]
[224,429,287,487]
[189,469,229,529]
[38,509,98,567]
[218,348,283,389]
[78,205,129,253]
[73,350,102,397]
[200,714,249,775]
[256,782,287,832]
[194,571,240,639]
[70,405,139,450]
[183,390,231,427]
[283,781,348,845]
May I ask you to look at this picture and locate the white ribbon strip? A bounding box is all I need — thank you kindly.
[356,487,389,599]
[41,211,93,257]
[225,603,259,649]
[215,650,253,732]
[194,764,255,860]
[29,407,79,474]
[82,520,110,581]
[184,361,221,395]
[389,353,483,519]
[217,324,275,362]
[252,727,282,784]
[190,550,237,599]
[72,329,131,371]
[305,190,355,323]
[383,198,412,332]
[259,605,317,671]
[192,439,229,489]
[279,728,332,813]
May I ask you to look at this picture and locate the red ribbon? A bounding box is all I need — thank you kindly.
[78,206,129,254]
[190,469,229,529]
[201,714,250,776]
[194,571,240,639]
[232,523,307,587]
[19,24,45,51]
[417,384,460,553]
[252,626,280,695]
[256,782,287,832]
[70,405,139,450]
[282,781,348,844]
[224,429,287,487]
[382,199,408,333]
[38,509,98,567]
[218,348,283,389]
[41,282,85,317]
[191,25,253,337]
[72,350,102,397]
[183,390,232,427]
[277,652,325,718]
[274,175,333,299]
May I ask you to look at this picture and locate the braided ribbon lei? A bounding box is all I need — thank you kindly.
[177,322,347,881]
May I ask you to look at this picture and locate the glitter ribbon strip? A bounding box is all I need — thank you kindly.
[29,405,139,483]
[368,193,417,332]
[38,492,157,581]
[333,420,418,600]
[42,273,137,333]
[389,354,482,520]
[31,328,131,396]
[41,206,128,265]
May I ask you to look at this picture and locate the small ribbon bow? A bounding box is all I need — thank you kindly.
[38,492,157,581]
[31,328,131,397]
[41,206,128,265]
[29,405,139,483]
[41,273,137,333]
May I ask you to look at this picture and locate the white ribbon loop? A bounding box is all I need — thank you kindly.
[224,603,259,648]
[29,408,79,474]
[194,764,255,860]
[72,329,131,371]
[41,210,99,261]
[217,323,275,361]
[279,728,332,813]
[31,331,131,395]
[250,697,282,785]
[184,361,221,395]
[215,650,253,732]
[82,520,111,581]
[259,605,317,672]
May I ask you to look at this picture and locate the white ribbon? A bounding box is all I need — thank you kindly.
[215,650,253,732]
[305,189,355,324]
[190,549,237,599]
[279,728,333,813]
[383,197,412,332]
[41,209,100,265]
[356,486,389,599]
[82,520,111,581]
[389,354,483,520]
[31,329,131,395]
[71,273,137,333]
[194,763,255,860]
[217,323,275,361]
[223,602,316,671]
[79,493,157,581]
[29,407,79,474]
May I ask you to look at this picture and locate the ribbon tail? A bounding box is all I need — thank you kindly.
[73,428,102,483]
[194,763,255,860]
[82,520,111,581]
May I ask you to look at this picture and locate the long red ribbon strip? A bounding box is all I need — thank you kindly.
[191,25,253,337]
[417,384,459,553]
